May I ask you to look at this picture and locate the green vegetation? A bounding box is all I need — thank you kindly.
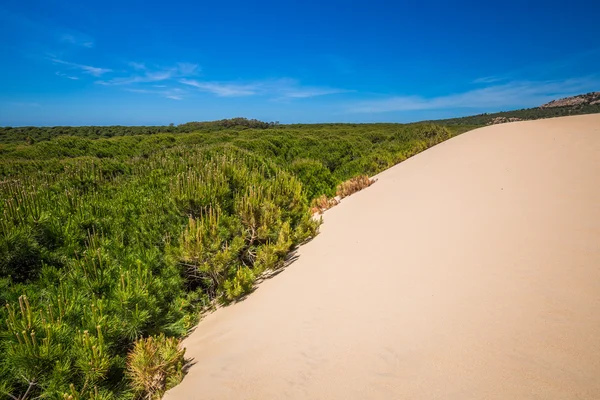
[0,118,277,144]
[0,119,455,399]
[430,103,600,126]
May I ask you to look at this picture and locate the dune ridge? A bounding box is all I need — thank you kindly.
[166,114,600,400]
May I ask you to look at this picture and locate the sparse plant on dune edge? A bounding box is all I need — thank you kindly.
[223,266,256,301]
[310,194,339,214]
[0,121,455,398]
[309,174,375,214]
[336,175,375,199]
[126,335,185,400]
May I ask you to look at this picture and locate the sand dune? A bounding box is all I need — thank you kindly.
[165,114,600,400]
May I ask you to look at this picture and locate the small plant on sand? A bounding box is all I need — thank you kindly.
[336,175,375,199]
[310,194,339,214]
[126,335,185,400]
[223,266,256,301]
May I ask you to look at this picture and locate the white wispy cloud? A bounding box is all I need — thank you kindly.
[180,79,258,96]
[1,10,95,49]
[128,61,146,70]
[176,63,199,75]
[125,87,186,100]
[348,77,600,113]
[472,76,503,84]
[51,58,111,76]
[180,77,349,99]
[470,48,600,86]
[60,33,94,48]
[281,86,348,99]
[97,63,199,85]
[56,71,79,80]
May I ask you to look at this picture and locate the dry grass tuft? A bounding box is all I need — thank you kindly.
[336,175,375,199]
[310,175,376,214]
[310,195,339,214]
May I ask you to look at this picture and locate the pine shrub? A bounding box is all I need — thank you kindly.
[126,335,185,400]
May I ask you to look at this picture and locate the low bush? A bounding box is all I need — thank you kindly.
[126,335,185,400]
[336,175,375,199]
[310,194,339,214]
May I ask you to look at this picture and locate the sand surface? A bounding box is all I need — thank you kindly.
[165,114,600,400]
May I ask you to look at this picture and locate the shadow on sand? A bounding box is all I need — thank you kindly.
[179,235,316,372]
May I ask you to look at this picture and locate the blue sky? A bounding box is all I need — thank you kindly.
[1,0,599,126]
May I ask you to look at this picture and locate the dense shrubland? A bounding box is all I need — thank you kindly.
[0,123,452,196]
[0,121,454,398]
[430,103,600,126]
[0,118,277,144]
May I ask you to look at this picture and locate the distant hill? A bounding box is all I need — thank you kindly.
[540,91,600,108]
[430,91,600,126]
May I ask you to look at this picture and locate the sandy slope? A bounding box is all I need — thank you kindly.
[165,114,600,400]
